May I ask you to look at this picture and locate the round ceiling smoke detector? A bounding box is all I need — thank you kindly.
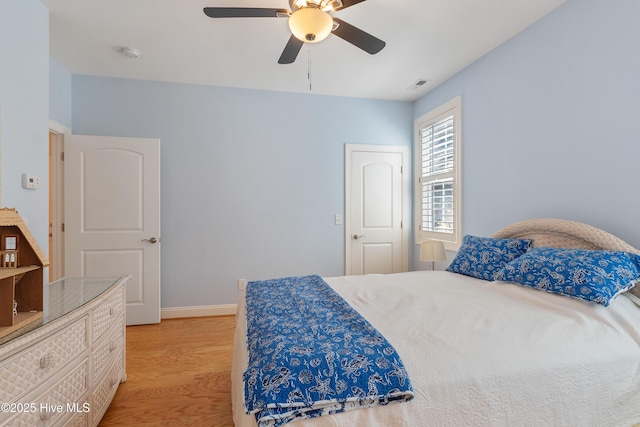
[121,47,140,59]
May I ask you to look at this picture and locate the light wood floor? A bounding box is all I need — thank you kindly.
[99,316,236,427]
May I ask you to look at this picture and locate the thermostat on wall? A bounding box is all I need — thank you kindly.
[22,174,40,189]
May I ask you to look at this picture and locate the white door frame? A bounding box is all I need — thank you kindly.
[344,144,410,275]
[48,119,70,282]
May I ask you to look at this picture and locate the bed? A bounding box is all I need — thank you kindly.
[231,219,640,426]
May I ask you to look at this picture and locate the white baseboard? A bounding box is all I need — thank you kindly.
[161,304,237,319]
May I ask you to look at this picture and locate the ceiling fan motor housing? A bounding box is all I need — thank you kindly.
[289,0,343,11]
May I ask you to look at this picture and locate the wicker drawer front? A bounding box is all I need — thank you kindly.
[4,360,88,427]
[92,289,124,342]
[92,317,123,380]
[65,410,88,427]
[91,355,123,425]
[0,317,88,402]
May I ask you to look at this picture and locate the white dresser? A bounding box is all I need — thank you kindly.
[0,276,129,427]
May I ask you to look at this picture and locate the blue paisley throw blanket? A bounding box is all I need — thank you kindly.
[243,275,414,427]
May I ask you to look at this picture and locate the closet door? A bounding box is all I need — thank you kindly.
[65,135,161,325]
[345,144,409,275]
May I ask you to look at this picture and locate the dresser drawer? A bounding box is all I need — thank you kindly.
[91,355,124,425]
[92,288,124,342]
[92,317,123,380]
[63,410,88,427]
[4,360,88,427]
[0,316,88,403]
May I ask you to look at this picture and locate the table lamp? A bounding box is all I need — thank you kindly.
[420,240,447,270]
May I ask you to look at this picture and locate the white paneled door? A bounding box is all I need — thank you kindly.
[65,135,161,325]
[345,144,409,275]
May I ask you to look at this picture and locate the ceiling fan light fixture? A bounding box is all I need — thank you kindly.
[288,7,333,43]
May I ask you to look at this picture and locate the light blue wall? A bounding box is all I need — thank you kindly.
[414,0,640,262]
[71,76,413,307]
[0,0,50,254]
[50,59,72,129]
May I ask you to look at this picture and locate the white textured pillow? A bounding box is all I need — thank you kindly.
[625,290,640,307]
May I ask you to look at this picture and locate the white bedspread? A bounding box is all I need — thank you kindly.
[232,271,640,426]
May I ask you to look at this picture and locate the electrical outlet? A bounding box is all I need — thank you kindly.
[238,279,247,291]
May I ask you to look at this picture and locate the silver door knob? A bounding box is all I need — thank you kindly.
[142,237,158,244]
[353,234,366,240]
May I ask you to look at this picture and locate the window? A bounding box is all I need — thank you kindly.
[414,96,462,250]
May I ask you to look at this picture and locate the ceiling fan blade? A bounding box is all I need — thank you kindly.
[203,7,289,18]
[332,18,385,55]
[332,0,367,11]
[278,35,304,64]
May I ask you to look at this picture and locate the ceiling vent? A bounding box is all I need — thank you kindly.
[407,79,430,90]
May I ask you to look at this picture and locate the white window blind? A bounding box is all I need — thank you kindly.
[414,96,461,249]
[420,115,454,234]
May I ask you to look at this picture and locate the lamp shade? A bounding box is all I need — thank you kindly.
[420,240,447,262]
[288,7,333,43]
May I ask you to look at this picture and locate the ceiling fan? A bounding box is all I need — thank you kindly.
[203,0,386,64]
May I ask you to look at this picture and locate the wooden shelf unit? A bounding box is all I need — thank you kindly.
[0,209,48,339]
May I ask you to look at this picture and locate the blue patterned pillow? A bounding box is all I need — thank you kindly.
[446,235,532,281]
[494,247,640,306]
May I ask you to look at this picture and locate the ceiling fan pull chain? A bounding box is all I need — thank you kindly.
[308,46,312,91]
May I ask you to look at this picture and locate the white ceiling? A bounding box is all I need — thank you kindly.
[41,0,566,102]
